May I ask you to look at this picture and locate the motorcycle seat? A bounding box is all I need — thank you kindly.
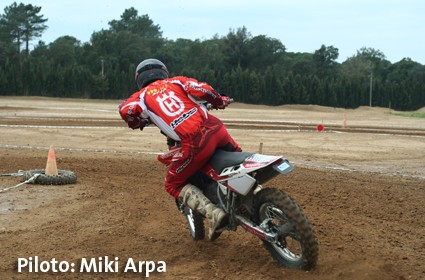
[208,149,253,173]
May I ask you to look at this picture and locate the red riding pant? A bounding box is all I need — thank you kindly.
[163,115,240,198]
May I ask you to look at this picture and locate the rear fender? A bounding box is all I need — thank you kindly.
[201,153,282,182]
[255,158,294,184]
[201,154,292,195]
[201,154,291,181]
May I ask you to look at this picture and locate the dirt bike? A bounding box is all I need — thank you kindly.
[159,100,319,270]
[173,147,319,270]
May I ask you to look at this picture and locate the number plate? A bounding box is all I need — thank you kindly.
[275,161,293,174]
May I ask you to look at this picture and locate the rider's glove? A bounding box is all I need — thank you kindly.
[138,118,150,131]
[127,115,149,131]
[212,96,229,110]
[220,96,230,109]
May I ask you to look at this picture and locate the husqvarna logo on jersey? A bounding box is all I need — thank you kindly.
[156,92,184,116]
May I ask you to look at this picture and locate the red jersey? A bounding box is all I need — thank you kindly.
[121,76,223,141]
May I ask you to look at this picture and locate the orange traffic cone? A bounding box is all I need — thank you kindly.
[45,145,58,175]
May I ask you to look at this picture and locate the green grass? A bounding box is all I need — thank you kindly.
[390,112,425,118]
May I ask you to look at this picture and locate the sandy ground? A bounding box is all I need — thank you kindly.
[0,96,424,279]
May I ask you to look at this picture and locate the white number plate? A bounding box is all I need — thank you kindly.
[276,161,291,172]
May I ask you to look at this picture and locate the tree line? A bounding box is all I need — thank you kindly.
[1,2,424,111]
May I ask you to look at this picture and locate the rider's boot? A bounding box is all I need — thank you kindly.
[179,184,228,241]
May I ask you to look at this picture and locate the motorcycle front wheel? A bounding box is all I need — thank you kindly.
[176,200,205,240]
[253,188,318,270]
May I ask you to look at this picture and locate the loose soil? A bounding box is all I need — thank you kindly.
[0,97,424,280]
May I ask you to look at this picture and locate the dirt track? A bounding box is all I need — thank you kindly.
[0,97,424,279]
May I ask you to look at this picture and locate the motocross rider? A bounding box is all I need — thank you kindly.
[118,58,242,240]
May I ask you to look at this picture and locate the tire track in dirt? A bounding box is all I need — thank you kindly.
[1,100,424,279]
[2,116,425,137]
[0,150,424,279]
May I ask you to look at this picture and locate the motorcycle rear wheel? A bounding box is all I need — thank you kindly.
[253,188,318,270]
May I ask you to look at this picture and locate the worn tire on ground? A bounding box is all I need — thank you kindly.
[253,188,318,270]
[22,169,77,185]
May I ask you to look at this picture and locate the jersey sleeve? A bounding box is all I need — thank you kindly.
[173,76,223,108]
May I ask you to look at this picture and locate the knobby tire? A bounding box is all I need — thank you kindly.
[176,200,205,241]
[187,210,205,241]
[22,169,77,185]
[253,188,318,270]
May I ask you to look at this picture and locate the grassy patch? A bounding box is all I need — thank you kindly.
[390,112,425,118]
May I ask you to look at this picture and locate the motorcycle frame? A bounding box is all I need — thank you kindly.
[211,158,294,243]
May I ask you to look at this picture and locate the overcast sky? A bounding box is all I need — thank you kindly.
[2,0,424,64]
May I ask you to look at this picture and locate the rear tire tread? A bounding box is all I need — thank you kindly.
[253,188,318,270]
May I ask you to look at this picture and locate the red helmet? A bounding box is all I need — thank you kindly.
[118,96,144,129]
